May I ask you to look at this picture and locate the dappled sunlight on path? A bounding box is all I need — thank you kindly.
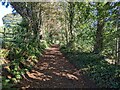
[18,44,96,89]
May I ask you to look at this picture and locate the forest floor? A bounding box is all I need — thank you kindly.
[17,45,97,89]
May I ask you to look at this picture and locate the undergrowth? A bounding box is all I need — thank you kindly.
[60,46,120,88]
[1,20,49,89]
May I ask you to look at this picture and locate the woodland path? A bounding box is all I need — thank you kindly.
[18,45,97,89]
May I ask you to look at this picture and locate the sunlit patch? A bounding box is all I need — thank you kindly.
[53,71,61,76]
[44,55,55,58]
[21,85,30,89]
[105,58,115,64]
[63,70,69,72]
[37,62,49,70]
[57,53,63,55]
[54,51,60,53]
[48,67,56,70]
[49,59,56,61]
[62,57,65,59]
[41,62,49,66]
[52,62,57,65]
[73,70,81,76]
[26,70,52,81]
[50,48,59,51]
[53,71,79,80]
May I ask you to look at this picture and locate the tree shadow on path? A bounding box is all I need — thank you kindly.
[18,44,97,89]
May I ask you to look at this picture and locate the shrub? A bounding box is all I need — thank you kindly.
[61,47,120,88]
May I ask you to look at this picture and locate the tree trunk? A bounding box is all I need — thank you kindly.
[66,2,75,49]
[93,3,104,54]
[94,20,104,54]
[115,5,120,65]
[118,38,120,65]
[64,16,69,45]
[68,2,75,42]
[10,2,42,42]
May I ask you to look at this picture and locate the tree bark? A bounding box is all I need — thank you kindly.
[93,3,104,54]
[68,2,75,42]
[94,20,104,54]
[118,38,120,65]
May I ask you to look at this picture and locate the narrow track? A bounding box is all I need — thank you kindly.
[18,45,96,89]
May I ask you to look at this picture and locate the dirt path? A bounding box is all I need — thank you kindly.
[18,45,96,89]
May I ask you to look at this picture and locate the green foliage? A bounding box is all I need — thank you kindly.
[2,77,14,89]
[2,19,48,88]
[0,49,9,58]
[61,47,120,88]
[2,13,22,28]
[1,2,119,89]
